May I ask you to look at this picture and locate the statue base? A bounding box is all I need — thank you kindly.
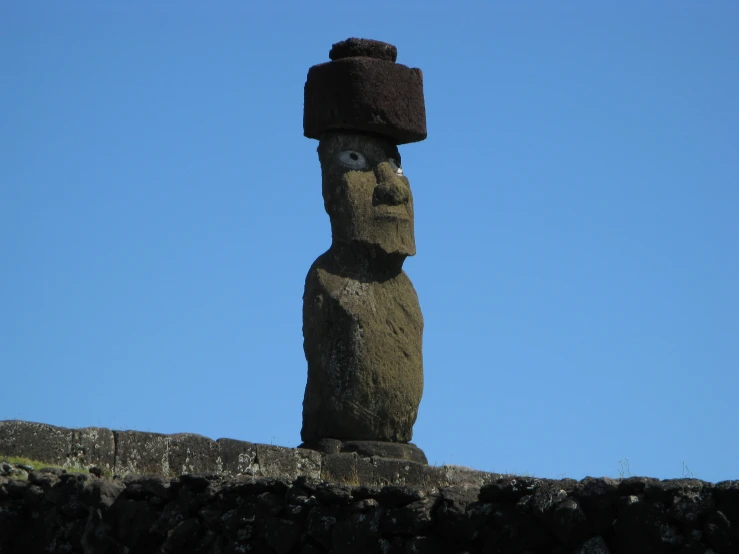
[298,439,428,465]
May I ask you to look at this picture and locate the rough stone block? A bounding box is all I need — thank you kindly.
[80,477,126,510]
[370,457,439,488]
[321,452,374,485]
[295,448,323,481]
[573,477,620,535]
[70,427,116,472]
[438,465,498,488]
[216,438,258,476]
[715,480,739,522]
[255,444,321,480]
[573,535,611,554]
[0,420,114,472]
[0,420,71,463]
[304,39,426,144]
[168,433,220,476]
[298,438,342,455]
[539,497,592,547]
[341,441,427,464]
[329,37,398,62]
[480,476,550,502]
[265,517,302,554]
[0,420,733,554]
[114,430,170,476]
[381,495,437,536]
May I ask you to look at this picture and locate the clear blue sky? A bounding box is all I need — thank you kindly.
[2,2,737,483]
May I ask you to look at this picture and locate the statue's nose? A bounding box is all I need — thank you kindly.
[373,163,409,206]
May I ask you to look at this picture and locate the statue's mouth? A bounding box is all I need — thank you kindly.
[374,205,410,220]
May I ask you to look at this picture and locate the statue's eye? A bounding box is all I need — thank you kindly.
[388,158,403,176]
[338,150,368,170]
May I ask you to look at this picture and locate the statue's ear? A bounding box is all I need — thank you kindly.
[321,176,336,217]
[322,193,332,216]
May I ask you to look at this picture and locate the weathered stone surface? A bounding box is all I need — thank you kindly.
[255,444,322,481]
[80,476,126,510]
[307,504,339,550]
[715,480,739,522]
[3,420,508,488]
[382,495,438,536]
[341,441,428,464]
[302,132,423,447]
[573,535,611,553]
[114,430,170,476]
[376,485,427,507]
[302,38,429,460]
[439,464,499,488]
[614,493,674,553]
[480,476,551,502]
[304,39,426,144]
[123,474,171,500]
[329,37,398,62]
[436,485,489,549]
[299,437,344,455]
[301,438,428,464]
[616,475,660,495]
[370,458,439,488]
[539,495,592,547]
[704,509,732,552]
[483,502,557,553]
[1,421,304,479]
[0,420,115,472]
[2,420,735,554]
[1,462,28,480]
[321,452,375,485]
[333,505,383,553]
[18,470,739,554]
[216,437,259,475]
[168,433,221,476]
[318,453,499,490]
[265,517,302,553]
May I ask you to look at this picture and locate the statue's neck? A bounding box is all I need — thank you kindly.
[327,241,406,280]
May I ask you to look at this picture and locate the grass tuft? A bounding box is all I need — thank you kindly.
[1,456,110,476]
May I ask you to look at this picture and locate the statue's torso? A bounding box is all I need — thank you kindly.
[301,255,423,443]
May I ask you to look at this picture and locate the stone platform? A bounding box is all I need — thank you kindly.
[0,420,490,489]
[299,438,428,464]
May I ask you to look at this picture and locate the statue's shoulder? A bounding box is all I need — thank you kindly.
[396,269,412,285]
[396,269,418,293]
[305,250,330,278]
[304,251,346,295]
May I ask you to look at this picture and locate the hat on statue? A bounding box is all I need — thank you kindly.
[303,38,427,144]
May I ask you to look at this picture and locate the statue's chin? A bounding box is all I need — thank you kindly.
[368,236,416,259]
[327,239,414,276]
[360,222,416,259]
[354,236,415,259]
[373,244,416,258]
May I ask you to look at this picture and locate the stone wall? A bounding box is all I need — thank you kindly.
[1,420,737,553]
[0,421,493,487]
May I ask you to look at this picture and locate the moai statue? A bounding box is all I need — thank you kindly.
[300,38,428,463]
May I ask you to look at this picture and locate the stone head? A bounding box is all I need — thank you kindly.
[318,131,415,258]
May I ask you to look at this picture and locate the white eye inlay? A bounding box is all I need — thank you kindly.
[339,150,368,170]
[388,158,403,176]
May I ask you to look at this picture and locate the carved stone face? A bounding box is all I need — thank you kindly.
[318,132,415,258]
